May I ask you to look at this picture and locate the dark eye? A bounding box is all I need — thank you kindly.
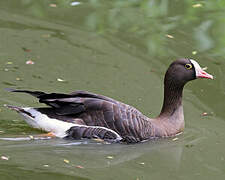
[185,64,192,70]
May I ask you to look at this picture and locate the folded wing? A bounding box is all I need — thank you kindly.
[6,89,153,142]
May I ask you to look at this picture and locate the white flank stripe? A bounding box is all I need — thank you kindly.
[19,108,122,140]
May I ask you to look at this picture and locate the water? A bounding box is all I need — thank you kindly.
[0,0,225,179]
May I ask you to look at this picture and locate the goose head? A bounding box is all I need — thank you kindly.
[164,58,213,88]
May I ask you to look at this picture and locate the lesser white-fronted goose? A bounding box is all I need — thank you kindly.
[5,59,213,143]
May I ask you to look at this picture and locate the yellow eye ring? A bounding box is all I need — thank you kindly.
[185,64,192,70]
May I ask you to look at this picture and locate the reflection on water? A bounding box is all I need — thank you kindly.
[0,128,217,180]
[1,0,225,180]
[0,164,89,180]
[0,136,185,179]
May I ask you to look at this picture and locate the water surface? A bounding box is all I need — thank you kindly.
[0,0,225,179]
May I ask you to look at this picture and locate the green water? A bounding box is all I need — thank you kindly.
[0,0,225,179]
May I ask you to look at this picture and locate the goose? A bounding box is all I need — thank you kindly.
[5,59,213,143]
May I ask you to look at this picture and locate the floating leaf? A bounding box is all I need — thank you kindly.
[1,156,9,160]
[71,2,81,6]
[57,78,65,82]
[22,47,31,52]
[49,4,57,7]
[106,156,114,159]
[172,137,178,141]
[201,112,208,116]
[166,34,174,39]
[42,34,51,38]
[6,62,13,65]
[16,77,22,81]
[192,3,202,8]
[64,159,70,164]
[75,165,84,169]
[29,135,34,140]
[26,60,34,65]
[192,51,197,55]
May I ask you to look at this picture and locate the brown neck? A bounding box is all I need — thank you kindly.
[152,79,185,137]
[159,78,184,117]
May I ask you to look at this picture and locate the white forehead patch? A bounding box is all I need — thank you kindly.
[190,59,202,77]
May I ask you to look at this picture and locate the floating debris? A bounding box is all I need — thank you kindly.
[57,78,66,82]
[64,159,70,164]
[139,162,145,165]
[49,4,57,7]
[16,77,22,81]
[26,60,34,65]
[6,62,13,65]
[22,47,32,52]
[42,34,51,38]
[1,156,9,161]
[4,68,9,71]
[192,51,197,55]
[43,164,49,167]
[202,67,208,71]
[29,135,34,140]
[192,3,202,8]
[201,112,208,116]
[172,137,179,141]
[106,156,114,159]
[166,34,174,39]
[71,2,81,6]
[75,165,84,169]
[0,131,4,133]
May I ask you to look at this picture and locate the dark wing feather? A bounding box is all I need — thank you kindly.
[6,89,120,107]
[6,89,122,116]
[5,88,46,98]
[53,104,85,115]
[69,90,120,104]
